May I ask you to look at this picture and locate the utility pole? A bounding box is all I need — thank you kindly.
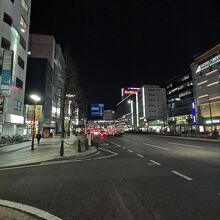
[208,96,214,132]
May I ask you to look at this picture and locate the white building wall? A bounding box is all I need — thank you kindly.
[0,0,31,136]
[142,85,166,121]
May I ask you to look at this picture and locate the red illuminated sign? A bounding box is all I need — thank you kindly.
[124,90,137,95]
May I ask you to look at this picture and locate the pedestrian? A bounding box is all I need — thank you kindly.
[50,131,53,138]
[36,132,42,145]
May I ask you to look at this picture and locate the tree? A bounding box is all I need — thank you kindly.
[60,47,87,138]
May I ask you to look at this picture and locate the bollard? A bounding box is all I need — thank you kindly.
[60,140,64,156]
[85,137,89,150]
[78,139,81,152]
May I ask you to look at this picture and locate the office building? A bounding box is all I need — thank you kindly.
[25,34,65,137]
[166,70,194,133]
[137,85,166,130]
[191,44,220,132]
[0,0,31,136]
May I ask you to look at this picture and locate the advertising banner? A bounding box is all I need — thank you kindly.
[1,50,13,91]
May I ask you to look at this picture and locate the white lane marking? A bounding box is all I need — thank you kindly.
[168,142,204,149]
[109,141,122,148]
[171,170,193,181]
[143,143,170,151]
[136,154,144,158]
[0,199,62,220]
[127,149,133,153]
[122,147,126,149]
[149,160,161,165]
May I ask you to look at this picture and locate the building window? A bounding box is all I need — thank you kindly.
[18,56,24,69]
[22,0,28,13]
[13,100,22,111]
[19,34,26,49]
[16,77,23,89]
[1,38,11,49]
[3,13,13,26]
[20,16,27,33]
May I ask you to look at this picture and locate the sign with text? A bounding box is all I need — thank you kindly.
[91,104,104,117]
[1,50,13,90]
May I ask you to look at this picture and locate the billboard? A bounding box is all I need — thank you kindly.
[91,104,104,117]
[1,50,13,91]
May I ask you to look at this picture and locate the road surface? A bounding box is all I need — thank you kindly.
[0,133,220,220]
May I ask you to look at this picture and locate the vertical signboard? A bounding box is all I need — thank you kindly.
[1,50,13,91]
[91,104,104,117]
[192,99,196,125]
[35,105,43,121]
[0,96,4,114]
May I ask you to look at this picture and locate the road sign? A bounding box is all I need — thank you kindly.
[91,104,104,117]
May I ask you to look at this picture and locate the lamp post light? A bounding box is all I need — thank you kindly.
[128,100,134,126]
[30,94,40,150]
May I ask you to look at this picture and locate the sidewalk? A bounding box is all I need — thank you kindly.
[0,134,97,168]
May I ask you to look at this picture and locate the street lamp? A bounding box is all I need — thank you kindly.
[30,94,40,150]
[128,100,134,126]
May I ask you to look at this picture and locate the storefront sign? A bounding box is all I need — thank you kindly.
[196,54,220,73]
[35,105,42,121]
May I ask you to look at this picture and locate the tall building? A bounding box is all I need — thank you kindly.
[25,34,65,137]
[166,70,194,132]
[0,0,31,136]
[137,85,166,130]
[191,44,220,133]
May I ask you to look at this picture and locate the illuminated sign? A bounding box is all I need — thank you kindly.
[196,54,220,73]
[91,104,104,117]
[124,90,137,95]
[192,100,196,125]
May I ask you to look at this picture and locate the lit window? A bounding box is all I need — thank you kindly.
[22,0,28,13]
[13,100,22,111]
[20,16,27,33]
[197,80,207,86]
[207,81,219,87]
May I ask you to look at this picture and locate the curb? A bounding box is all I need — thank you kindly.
[148,134,220,143]
[0,199,62,220]
[0,147,97,170]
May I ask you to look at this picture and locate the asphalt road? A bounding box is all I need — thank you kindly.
[0,134,220,220]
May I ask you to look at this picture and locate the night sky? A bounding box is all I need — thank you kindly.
[30,0,220,110]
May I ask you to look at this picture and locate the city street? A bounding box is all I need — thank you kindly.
[0,134,220,219]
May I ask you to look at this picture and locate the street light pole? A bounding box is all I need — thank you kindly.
[31,101,36,151]
[30,94,41,151]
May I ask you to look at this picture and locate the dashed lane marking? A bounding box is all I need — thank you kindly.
[168,142,204,149]
[171,170,193,181]
[143,143,170,151]
[127,149,133,153]
[0,199,62,220]
[149,160,161,165]
[136,154,144,158]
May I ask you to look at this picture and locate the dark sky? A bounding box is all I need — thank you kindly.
[30,0,220,110]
